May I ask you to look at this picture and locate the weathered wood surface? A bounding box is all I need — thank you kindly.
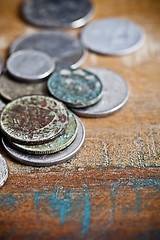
[0,0,160,239]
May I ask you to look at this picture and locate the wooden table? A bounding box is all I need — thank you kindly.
[0,0,160,239]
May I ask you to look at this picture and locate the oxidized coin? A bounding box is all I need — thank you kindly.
[22,0,93,28]
[0,95,69,144]
[11,110,77,154]
[10,31,87,70]
[2,115,85,166]
[71,67,129,117]
[7,50,54,82]
[81,18,145,55]
[0,154,8,187]
[0,56,3,75]
[48,68,103,108]
[0,71,50,101]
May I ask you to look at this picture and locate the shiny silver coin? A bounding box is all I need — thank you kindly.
[2,116,85,166]
[0,56,4,75]
[81,18,145,55]
[71,67,129,117]
[10,31,87,70]
[22,0,93,28]
[0,154,8,187]
[7,50,54,82]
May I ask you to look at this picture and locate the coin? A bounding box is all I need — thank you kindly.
[7,50,54,82]
[48,68,103,108]
[22,0,93,28]
[0,154,8,187]
[2,115,85,166]
[0,56,3,75]
[0,95,69,144]
[0,97,6,114]
[10,31,87,70]
[81,18,145,55]
[71,67,129,117]
[0,71,50,101]
[11,110,77,154]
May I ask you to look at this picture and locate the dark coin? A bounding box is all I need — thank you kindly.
[0,56,4,75]
[10,31,87,70]
[22,0,93,28]
[48,68,103,108]
[0,95,69,144]
[0,154,8,188]
[2,115,85,166]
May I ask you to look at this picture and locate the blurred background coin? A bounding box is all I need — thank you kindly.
[71,67,129,117]
[10,31,87,70]
[0,97,6,114]
[0,154,8,188]
[0,56,4,75]
[2,115,85,166]
[81,18,145,55]
[21,0,93,28]
[7,50,54,82]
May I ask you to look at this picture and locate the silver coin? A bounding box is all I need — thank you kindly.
[0,97,6,114]
[10,31,87,70]
[81,18,145,55]
[0,154,8,188]
[22,0,93,28]
[7,50,54,82]
[0,56,4,75]
[71,67,129,118]
[2,115,85,166]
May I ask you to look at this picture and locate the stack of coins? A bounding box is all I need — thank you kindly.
[0,95,85,166]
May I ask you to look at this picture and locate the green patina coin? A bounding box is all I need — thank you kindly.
[10,110,77,154]
[0,95,69,144]
[48,68,103,108]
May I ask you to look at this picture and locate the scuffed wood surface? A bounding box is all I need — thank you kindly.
[0,0,160,239]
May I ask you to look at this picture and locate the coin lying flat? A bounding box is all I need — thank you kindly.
[2,115,85,166]
[0,97,6,114]
[11,110,77,154]
[0,154,8,187]
[0,56,3,75]
[48,68,103,108]
[22,0,93,28]
[10,31,86,70]
[0,95,69,144]
[0,72,50,101]
[81,18,145,55]
[71,67,129,118]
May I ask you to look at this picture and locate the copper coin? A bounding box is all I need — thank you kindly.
[0,95,69,144]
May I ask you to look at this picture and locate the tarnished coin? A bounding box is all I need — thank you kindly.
[0,95,69,144]
[7,50,54,82]
[0,72,50,101]
[10,31,86,70]
[0,56,3,75]
[22,0,93,28]
[71,67,129,117]
[0,97,6,114]
[0,154,8,187]
[2,115,85,166]
[11,110,77,154]
[48,68,103,108]
[81,18,145,55]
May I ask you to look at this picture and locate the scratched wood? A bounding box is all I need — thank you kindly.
[0,0,160,239]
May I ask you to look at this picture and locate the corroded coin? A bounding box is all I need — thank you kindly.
[0,71,50,101]
[2,115,85,166]
[0,154,8,187]
[10,31,86,70]
[0,95,69,144]
[0,56,3,75]
[22,0,93,28]
[7,50,54,82]
[11,110,77,154]
[48,68,103,108]
[71,67,129,117]
[81,18,145,55]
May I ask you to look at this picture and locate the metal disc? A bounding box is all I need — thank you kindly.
[11,110,78,154]
[81,18,145,55]
[7,50,54,82]
[0,97,6,114]
[0,71,50,101]
[0,154,8,187]
[48,68,103,108]
[2,116,85,166]
[10,31,87,70]
[0,56,3,75]
[0,95,69,144]
[22,0,93,28]
[71,67,129,118]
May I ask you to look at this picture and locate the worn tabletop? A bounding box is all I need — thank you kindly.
[0,0,160,239]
